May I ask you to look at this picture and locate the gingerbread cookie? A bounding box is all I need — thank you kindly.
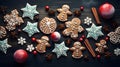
[36,36,51,53]
[63,18,84,39]
[0,26,6,38]
[39,17,57,34]
[70,41,85,59]
[57,4,72,22]
[95,39,108,54]
[4,9,24,31]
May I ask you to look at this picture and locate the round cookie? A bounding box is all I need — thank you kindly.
[39,17,57,34]
[0,26,7,38]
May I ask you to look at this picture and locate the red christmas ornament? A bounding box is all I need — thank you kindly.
[80,6,84,11]
[45,5,50,11]
[51,32,61,42]
[32,37,36,42]
[105,36,109,41]
[99,3,115,19]
[97,55,101,59]
[33,50,37,55]
[79,37,83,42]
[82,35,85,39]
[14,49,28,63]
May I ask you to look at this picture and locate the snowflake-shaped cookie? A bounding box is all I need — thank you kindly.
[84,17,92,25]
[4,9,24,31]
[63,18,84,39]
[18,37,26,45]
[114,48,120,56]
[108,26,120,44]
[26,44,35,52]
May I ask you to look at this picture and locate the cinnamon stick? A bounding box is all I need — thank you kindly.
[91,7,101,25]
[84,39,96,57]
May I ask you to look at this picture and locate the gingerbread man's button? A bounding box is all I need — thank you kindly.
[36,36,51,53]
[70,42,85,59]
[63,18,84,39]
[57,4,72,22]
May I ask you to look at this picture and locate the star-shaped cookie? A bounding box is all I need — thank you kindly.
[23,21,39,37]
[86,23,103,40]
[0,39,11,54]
[21,3,39,20]
[52,42,69,58]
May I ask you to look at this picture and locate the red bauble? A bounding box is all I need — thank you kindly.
[33,50,37,55]
[97,55,101,59]
[81,35,85,39]
[45,6,49,11]
[105,36,109,41]
[99,3,115,19]
[32,37,36,42]
[14,49,28,63]
[51,32,61,42]
[79,37,83,42]
[80,6,84,11]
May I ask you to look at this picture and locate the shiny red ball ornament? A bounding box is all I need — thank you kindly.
[99,3,115,19]
[80,6,84,11]
[79,37,83,42]
[14,49,28,63]
[82,35,85,39]
[105,36,109,41]
[51,32,61,42]
[45,5,50,11]
[32,37,36,42]
[33,50,37,55]
[97,55,101,59]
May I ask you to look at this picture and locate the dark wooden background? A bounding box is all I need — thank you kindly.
[0,0,120,67]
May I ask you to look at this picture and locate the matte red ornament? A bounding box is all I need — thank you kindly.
[33,50,37,55]
[14,49,28,63]
[32,37,36,42]
[79,37,83,42]
[80,6,84,11]
[45,6,50,11]
[99,3,115,19]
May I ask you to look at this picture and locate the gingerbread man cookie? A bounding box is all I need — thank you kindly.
[36,36,51,53]
[39,17,57,34]
[70,42,85,59]
[0,26,6,38]
[63,18,84,39]
[57,4,72,22]
[4,9,24,31]
[95,39,108,54]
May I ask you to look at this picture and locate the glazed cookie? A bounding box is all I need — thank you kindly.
[95,39,108,53]
[70,42,85,59]
[57,4,72,22]
[4,9,24,31]
[63,18,84,39]
[39,17,57,34]
[36,36,51,53]
[108,26,120,44]
[0,26,6,38]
